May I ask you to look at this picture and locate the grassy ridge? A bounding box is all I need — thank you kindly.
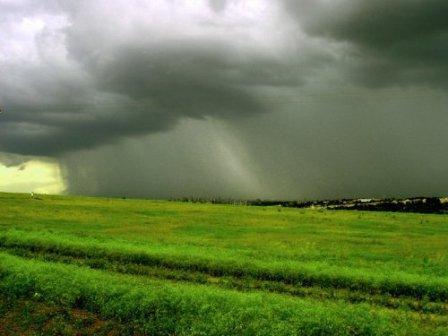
[1,252,448,336]
[4,245,448,315]
[1,229,448,301]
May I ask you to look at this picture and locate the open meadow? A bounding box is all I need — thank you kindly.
[0,192,448,335]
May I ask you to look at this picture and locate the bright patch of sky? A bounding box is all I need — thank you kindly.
[0,160,64,194]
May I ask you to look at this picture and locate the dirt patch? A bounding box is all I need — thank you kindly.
[0,296,127,336]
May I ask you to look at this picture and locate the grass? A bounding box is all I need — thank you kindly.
[0,192,447,335]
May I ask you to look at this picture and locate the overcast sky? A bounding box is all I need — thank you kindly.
[1,0,447,199]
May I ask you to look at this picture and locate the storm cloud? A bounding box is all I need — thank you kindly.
[1,0,448,199]
[1,0,319,156]
[283,0,448,88]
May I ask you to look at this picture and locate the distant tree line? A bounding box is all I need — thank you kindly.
[172,197,448,214]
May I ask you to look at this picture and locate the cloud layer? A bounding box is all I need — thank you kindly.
[283,0,448,87]
[1,0,447,198]
[1,0,308,156]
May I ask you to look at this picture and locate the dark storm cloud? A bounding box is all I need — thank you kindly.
[2,0,448,199]
[283,0,448,88]
[0,0,310,157]
[0,39,271,156]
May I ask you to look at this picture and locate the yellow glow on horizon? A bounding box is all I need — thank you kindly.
[0,161,65,194]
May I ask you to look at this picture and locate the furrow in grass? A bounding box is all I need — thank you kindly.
[1,230,448,301]
[1,252,448,336]
[3,245,448,316]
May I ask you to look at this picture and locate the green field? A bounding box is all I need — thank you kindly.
[0,192,447,335]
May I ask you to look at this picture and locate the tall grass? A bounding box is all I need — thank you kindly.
[1,230,448,300]
[2,253,447,336]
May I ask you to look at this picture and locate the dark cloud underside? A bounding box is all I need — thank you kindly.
[283,0,448,87]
